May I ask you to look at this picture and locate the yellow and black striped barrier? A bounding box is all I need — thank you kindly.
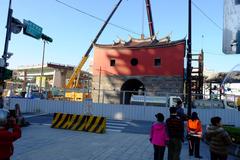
[85,115,106,133]
[51,113,106,133]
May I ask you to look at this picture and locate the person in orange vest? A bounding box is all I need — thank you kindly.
[187,112,203,159]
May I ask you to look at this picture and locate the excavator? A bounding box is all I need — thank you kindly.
[65,0,123,101]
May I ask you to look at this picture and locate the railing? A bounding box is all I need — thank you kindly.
[4,98,240,127]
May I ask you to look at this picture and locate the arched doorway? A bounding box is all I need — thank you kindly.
[120,79,145,104]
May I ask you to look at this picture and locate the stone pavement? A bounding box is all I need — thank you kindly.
[12,124,238,160]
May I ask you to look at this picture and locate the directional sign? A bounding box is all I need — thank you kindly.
[23,19,43,39]
[223,0,240,54]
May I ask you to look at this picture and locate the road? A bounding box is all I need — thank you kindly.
[24,113,152,134]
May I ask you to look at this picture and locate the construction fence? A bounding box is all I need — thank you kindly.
[4,97,240,127]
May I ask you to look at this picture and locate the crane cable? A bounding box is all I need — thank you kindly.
[55,0,141,36]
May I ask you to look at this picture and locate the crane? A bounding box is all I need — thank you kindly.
[65,0,123,101]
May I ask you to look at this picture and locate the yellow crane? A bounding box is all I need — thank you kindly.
[65,0,123,101]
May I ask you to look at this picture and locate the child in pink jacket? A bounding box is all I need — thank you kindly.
[150,113,169,160]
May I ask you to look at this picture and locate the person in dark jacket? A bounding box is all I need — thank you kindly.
[205,116,232,160]
[176,100,188,121]
[166,107,184,160]
[0,109,21,160]
[187,112,203,159]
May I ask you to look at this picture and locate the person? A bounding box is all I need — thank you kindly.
[0,108,21,160]
[166,107,184,160]
[150,113,169,160]
[176,100,188,121]
[205,116,232,160]
[187,112,203,159]
[15,104,29,127]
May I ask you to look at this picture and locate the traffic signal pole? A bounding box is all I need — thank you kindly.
[187,0,192,116]
[0,0,12,108]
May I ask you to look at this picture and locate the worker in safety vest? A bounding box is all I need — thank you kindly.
[187,112,203,159]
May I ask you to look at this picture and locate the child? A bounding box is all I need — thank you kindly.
[150,113,169,160]
[205,116,232,160]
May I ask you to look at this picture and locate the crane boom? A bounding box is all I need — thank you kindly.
[66,0,123,88]
[145,0,155,37]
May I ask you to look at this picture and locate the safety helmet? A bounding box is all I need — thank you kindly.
[0,109,9,126]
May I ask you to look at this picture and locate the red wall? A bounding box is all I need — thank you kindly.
[93,42,185,77]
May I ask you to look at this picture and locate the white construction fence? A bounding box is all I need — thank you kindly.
[4,98,240,127]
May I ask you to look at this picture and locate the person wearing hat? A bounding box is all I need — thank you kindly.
[187,112,203,159]
[0,109,21,160]
[149,113,169,160]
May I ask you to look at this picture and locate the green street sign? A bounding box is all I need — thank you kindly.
[23,19,43,39]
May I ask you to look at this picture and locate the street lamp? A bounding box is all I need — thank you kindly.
[39,34,52,93]
[39,40,46,93]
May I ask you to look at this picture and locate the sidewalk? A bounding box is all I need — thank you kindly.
[12,124,238,160]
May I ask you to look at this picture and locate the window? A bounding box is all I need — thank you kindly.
[131,58,138,66]
[110,59,115,66]
[154,58,161,66]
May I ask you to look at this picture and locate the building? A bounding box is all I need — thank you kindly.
[92,36,186,104]
[13,63,74,90]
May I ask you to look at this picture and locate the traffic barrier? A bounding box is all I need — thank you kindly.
[51,113,106,133]
[68,114,87,131]
[51,113,71,129]
[85,115,106,133]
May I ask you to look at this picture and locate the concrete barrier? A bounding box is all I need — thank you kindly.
[51,113,106,133]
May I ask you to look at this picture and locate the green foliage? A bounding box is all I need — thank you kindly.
[223,126,240,144]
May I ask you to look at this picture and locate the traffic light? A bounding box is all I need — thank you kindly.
[23,19,43,40]
[0,67,13,80]
[41,34,53,43]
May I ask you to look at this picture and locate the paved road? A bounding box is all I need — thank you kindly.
[24,114,152,134]
[17,114,238,160]
[12,123,238,160]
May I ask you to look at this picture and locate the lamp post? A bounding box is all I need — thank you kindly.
[39,40,46,93]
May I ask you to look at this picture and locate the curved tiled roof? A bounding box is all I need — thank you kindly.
[94,36,186,49]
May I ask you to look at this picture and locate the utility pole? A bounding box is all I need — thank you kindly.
[187,0,192,116]
[0,0,12,108]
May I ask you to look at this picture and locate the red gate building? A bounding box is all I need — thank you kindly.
[92,37,186,104]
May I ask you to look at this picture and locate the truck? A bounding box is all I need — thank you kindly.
[130,95,182,107]
[192,95,240,110]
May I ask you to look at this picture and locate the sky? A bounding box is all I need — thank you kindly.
[0,0,239,72]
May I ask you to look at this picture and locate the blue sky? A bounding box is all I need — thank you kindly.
[0,0,239,72]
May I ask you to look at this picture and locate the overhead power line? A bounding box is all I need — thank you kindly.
[192,0,223,31]
[55,0,141,36]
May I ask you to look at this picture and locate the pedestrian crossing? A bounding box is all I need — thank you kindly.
[106,119,129,132]
[25,114,131,133]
